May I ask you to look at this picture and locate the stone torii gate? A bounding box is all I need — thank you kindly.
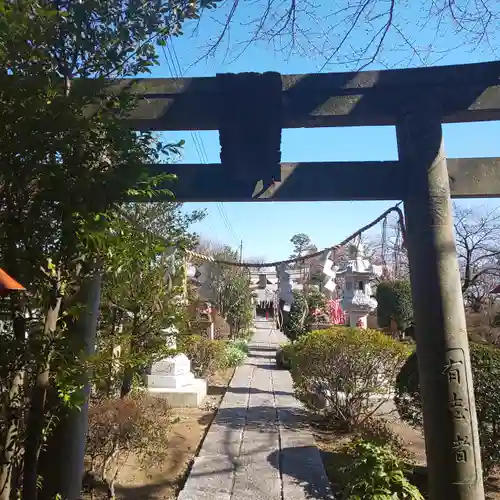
[121,61,500,499]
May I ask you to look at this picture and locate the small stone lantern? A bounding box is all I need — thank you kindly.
[337,245,381,328]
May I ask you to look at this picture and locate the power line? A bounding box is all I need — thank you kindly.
[161,41,240,247]
[166,43,239,245]
[119,203,406,269]
[216,203,239,242]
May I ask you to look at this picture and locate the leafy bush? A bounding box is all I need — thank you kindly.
[86,395,171,497]
[395,342,500,474]
[282,290,327,342]
[341,440,423,500]
[221,340,248,368]
[178,335,227,377]
[306,289,328,322]
[376,280,413,331]
[282,290,309,341]
[276,343,294,370]
[232,340,249,354]
[291,327,410,429]
[355,418,413,462]
[238,328,255,341]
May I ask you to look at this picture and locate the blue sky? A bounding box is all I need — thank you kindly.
[149,2,500,262]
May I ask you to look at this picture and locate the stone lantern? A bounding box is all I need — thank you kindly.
[337,245,382,328]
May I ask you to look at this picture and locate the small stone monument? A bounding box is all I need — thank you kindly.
[146,327,207,407]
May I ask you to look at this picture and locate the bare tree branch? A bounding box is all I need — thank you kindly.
[185,0,500,71]
[453,204,500,311]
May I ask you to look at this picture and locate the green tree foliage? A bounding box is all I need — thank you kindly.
[119,202,205,248]
[282,289,326,342]
[394,343,500,475]
[0,1,210,498]
[210,246,255,338]
[282,290,309,342]
[289,233,318,260]
[96,203,204,398]
[376,280,413,331]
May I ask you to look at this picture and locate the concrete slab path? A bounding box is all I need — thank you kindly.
[177,320,334,500]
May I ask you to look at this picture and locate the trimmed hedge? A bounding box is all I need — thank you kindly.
[395,342,500,475]
[290,327,410,429]
[282,289,327,342]
[178,335,227,377]
[179,335,248,377]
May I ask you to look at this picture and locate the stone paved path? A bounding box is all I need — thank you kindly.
[177,320,334,500]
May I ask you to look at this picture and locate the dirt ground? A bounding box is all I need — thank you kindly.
[313,410,500,499]
[85,368,234,500]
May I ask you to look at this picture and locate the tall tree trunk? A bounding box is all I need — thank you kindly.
[0,376,23,500]
[0,304,25,500]
[120,313,139,399]
[40,268,102,500]
[0,236,28,500]
[120,367,133,399]
[23,295,61,500]
[0,378,18,500]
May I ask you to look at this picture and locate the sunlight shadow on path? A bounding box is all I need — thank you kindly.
[177,321,334,500]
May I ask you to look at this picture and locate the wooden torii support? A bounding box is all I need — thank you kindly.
[118,61,500,499]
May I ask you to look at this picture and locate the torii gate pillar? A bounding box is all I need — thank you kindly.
[397,103,484,499]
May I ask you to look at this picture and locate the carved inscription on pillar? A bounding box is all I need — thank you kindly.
[443,348,477,483]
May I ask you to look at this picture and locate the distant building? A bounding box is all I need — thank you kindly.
[249,266,304,315]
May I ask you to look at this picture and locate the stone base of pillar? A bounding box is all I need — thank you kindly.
[347,311,368,329]
[145,354,207,408]
[148,379,207,408]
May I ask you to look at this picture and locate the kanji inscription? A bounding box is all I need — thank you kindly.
[444,348,477,484]
[442,357,463,384]
[452,434,472,464]
[448,392,469,421]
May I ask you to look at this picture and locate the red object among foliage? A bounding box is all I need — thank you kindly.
[327,299,346,325]
[0,268,25,297]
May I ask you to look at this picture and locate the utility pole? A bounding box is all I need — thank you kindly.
[397,100,484,499]
[239,240,243,263]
